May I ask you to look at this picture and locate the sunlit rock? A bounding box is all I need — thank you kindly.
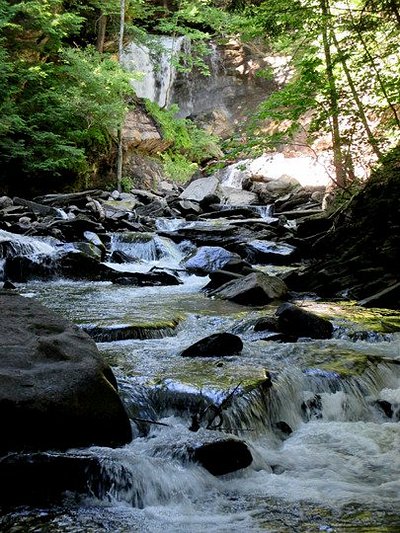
[210,271,288,306]
[276,303,333,339]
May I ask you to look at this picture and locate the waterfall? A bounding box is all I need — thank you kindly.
[121,36,188,108]
[0,229,56,259]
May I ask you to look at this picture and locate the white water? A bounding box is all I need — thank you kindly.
[217,153,332,189]
[0,229,56,258]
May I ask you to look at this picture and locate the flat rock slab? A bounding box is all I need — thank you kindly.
[0,292,132,453]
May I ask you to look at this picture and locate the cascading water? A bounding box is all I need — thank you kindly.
[121,36,188,109]
[0,229,58,282]
[3,223,400,531]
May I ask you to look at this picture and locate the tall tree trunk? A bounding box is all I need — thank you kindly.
[116,0,126,192]
[96,14,107,53]
[347,1,400,130]
[331,31,383,160]
[320,0,347,188]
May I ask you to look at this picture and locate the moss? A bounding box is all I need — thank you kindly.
[299,300,400,333]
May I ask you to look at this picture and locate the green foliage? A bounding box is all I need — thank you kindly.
[120,175,134,192]
[161,152,198,183]
[145,100,221,162]
[144,99,221,182]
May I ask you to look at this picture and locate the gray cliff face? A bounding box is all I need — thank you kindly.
[122,37,276,138]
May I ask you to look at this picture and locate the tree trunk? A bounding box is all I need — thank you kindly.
[346,1,400,130]
[116,0,126,192]
[96,14,107,53]
[331,31,383,160]
[320,0,347,188]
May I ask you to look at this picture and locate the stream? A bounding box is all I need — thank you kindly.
[2,228,400,532]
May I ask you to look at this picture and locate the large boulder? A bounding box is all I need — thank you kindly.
[180,332,243,357]
[190,438,253,476]
[180,176,221,205]
[0,292,132,453]
[209,271,288,306]
[276,303,333,339]
[182,246,243,275]
[240,239,296,265]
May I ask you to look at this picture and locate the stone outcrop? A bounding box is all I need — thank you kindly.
[209,271,288,306]
[180,332,243,358]
[276,303,333,339]
[190,438,253,476]
[0,292,132,453]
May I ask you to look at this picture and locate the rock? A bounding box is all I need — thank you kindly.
[0,453,102,504]
[276,303,333,339]
[240,239,296,264]
[180,332,243,357]
[220,186,258,205]
[190,438,253,476]
[182,246,242,275]
[0,292,132,453]
[180,176,221,204]
[0,196,13,209]
[112,269,181,286]
[13,197,65,218]
[200,206,259,219]
[122,107,171,154]
[203,269,244,292]
[3,280,16,289]
[253,316,280,332]
[209,271,288,306]
[357,281,400,309]
[83,319,180,342]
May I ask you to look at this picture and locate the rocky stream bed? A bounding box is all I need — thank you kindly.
[1,172,400,532]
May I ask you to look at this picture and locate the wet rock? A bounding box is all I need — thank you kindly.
[0,453,103,504]
[4,254,56,282]
[240,239,296,265]
[47,217,105,241]
[220,186,258,205]
[159,225,238,248]
[253,316,280,332]
[180,176,221,204]
[83,319,180,342]
[180,332,243,357]
[109,250,135,263]
[182,246,242,275]
[3,280,16,289]
[69,242,103,262]
[301,394,323,420]
[209,271,288,306]
[276,303,333,339]
[112,269,181,286]
[190,438,253,476]
[375,399,394,418]
[200,206,259,219]
[0,195,13,209]
[13,197,64,218]
[135,198,173,218]
[203,269,244,292]
[357,281,400,310]
[0,292,132,453]
[273,421,293,437]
